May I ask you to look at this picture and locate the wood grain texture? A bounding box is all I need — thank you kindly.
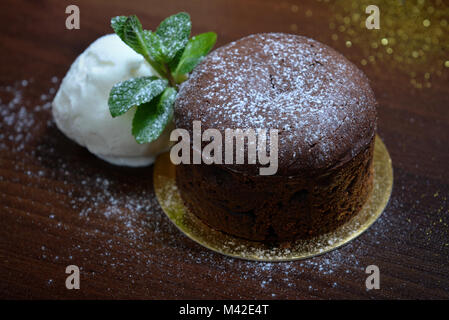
[0,0,448,299]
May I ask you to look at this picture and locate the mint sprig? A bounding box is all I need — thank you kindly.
[108,13,217,144]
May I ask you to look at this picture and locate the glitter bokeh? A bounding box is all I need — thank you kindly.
[324,0,449,89]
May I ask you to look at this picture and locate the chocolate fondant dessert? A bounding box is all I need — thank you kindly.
[174,33,377,242]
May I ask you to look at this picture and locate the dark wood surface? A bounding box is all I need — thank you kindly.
[0,0,448,299]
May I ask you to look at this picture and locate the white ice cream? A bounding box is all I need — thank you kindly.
[52,34,172,167]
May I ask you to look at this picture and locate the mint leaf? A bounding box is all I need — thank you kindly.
[174,32,217,76]
[167,47,185,71]
[111,16,127,39]
[142,30,164,63]
[156,12,191,62]
[108,76,168,117]
[132,87,177,143]
[121,15,150,57]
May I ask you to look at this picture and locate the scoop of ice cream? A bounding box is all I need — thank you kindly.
[52,34,172,167]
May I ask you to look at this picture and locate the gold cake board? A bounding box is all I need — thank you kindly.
[153,136,393,261]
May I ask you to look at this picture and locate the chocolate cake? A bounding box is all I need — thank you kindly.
[174,33,377,242]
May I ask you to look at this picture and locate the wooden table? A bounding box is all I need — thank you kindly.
[0,0,448,299]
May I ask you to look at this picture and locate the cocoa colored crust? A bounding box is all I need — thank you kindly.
[174,33,377,241]
[175,33,377,175]
[176,137,374,241]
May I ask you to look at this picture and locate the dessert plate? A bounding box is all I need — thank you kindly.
[153,135,393,261]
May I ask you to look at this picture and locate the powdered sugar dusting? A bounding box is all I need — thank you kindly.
[176,33,377,173]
